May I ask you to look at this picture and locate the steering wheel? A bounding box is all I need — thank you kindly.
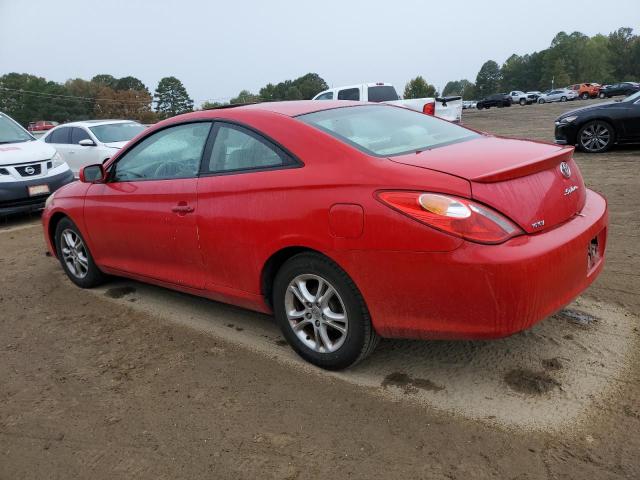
[154,161,185,178]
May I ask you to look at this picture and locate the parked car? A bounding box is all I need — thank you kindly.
[526,91,542,103]
[509,91,531,106]
[598,82,640,98]
[312,82,463,123]
[476,93,512,109]
[555,90,640,153]
[42,101,607,370]
[462,100,477,109]
[40,120,146,176]
[27,120,59,132]
[537,89,578,103]
[567,83,601,100]
[0,111,73,215]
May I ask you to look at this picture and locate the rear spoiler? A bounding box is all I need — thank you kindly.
[435,96,462,107]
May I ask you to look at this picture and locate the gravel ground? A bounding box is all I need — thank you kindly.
[1,99,639,479]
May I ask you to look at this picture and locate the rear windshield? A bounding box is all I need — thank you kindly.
[0,114,34,144]
[367,86,399,102]
[89,122,145,143]
[298,105,478,156]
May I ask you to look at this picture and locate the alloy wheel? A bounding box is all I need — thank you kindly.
[60,228,89,279]
[580,123,611,152]
[284,274,348,353]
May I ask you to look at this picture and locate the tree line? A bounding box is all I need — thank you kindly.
[0,73,194,126]
[443,27,640,99]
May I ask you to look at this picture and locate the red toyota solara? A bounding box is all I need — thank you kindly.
[42,101,608,370]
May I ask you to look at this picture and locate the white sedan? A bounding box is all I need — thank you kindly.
[40,120,145,176]
[537,89,578,104]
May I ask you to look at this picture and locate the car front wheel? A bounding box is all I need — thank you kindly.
[519,98,526,105]
[577,120,614,153]
[538,98,545,104]
[599,92,606,99]
[273,252,378,370]
[560,96,567,102]
[55,217,106,288]
[581,92,589,100]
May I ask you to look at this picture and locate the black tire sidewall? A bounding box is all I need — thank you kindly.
[55,217,105,288]
[273,254,370,370]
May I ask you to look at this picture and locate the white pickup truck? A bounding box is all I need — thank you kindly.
[312,82,463,123]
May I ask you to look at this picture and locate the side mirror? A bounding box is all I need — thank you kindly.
[78,139,96,147]
[79,164,105,183]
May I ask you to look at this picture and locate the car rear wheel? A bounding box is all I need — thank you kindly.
[599,92,606,99]
[55,217,106,288]
[538,98,545,104]
[577,120,614,153]
[581,92,589,100]
[560,96,567,102]
[519,98,526,105]
[273,252,378,370]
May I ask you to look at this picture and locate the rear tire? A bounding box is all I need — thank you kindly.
[538,98,545,104]
[577,120,614,153]
[519,98,526,106]
[599,92,606,99]
[273,252,379,370]
[55,217,106,288]
[560,96,567,102]
[581,92,589,100]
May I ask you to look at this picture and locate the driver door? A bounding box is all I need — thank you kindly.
[83,122,212,289]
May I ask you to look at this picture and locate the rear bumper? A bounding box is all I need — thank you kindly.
[339,189,608,340]
[0,170,74,216]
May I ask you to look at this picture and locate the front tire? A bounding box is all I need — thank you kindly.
[519,98,526,106]
[599,92,606,99]
[538,98,545,104]
[560,96,567,102]
[577,120,614,153]
[55,217,106,288]
[581,92,589,100]
[273,253,378,370]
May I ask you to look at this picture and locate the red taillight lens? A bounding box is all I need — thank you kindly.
[377,191,524,244]
[422,101,435,115]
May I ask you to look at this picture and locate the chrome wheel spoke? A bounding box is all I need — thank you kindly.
[325,320,347,335]
[318,324,333,351]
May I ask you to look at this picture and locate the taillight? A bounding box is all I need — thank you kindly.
[422,101,435,115]
[377,191,524,244]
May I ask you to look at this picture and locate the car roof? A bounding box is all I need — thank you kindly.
[55,119,139,128]
[192,100,365,119]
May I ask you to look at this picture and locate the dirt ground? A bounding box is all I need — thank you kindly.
[1,100,639,479]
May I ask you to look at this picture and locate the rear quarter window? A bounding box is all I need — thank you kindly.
[337,88,360,101]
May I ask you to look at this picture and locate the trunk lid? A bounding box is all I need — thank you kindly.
[389,136,586,233]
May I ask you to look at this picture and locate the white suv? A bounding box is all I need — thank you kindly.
[0,112,73,216]
[41,120,145,177]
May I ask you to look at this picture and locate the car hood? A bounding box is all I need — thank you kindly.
[557,101,619,120]
[103,141,129,149]
[0,140,56,166]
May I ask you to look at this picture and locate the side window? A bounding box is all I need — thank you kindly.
[206,123,290,173]
[71,127,91,144]
[113,122,211,182]
[48,127,71,144]
[315,92,334,100]
[337,88,360,101]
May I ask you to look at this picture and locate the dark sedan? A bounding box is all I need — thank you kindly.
[476,93,512,109]
[555,91,640,152]
[598,82,640,99]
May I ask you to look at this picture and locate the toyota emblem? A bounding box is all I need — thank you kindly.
[25,166,36,175]
[559,162,571,178]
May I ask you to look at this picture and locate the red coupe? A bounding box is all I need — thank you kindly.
[42,101,608,369]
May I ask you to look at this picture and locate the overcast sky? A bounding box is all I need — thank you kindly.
[1,0,638,105]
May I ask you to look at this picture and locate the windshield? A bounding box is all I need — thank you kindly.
[89,122,145,143]
[0,114,34,144]
[367,86,400,102]
[623,91,640,103]
[298,105,479,156]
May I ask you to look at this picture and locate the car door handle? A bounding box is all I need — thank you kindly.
[171,204,195,214]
